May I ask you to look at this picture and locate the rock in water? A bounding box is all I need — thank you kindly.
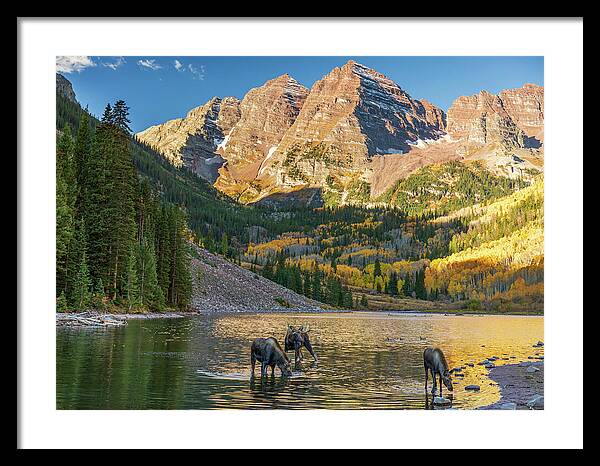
[433,396,452,406]
[465,385,481,391]
[499,402,517,410]
[526,365,540,373]
[527,395,544,409]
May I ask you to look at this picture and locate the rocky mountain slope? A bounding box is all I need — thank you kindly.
[56,73,76,103]
[249,60,448,203]
[135,62,544,206]
[373,84,544,197]
[136,97,241,182]
[444,84,544,178]
[214,74,309,200]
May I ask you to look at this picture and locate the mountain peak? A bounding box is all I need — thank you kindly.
[56,73,76,103]
[523,83,542,90]
[267,73,299,85]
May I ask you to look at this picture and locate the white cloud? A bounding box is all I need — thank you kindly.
[102,56,126,70]
[174,59,183,71]
[188,63,205,80]
[137,59,162,70]
[56,56,96,74]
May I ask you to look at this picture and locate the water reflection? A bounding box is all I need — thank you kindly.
[57,312,543,410]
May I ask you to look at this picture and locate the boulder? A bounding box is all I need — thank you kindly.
[433,396,452,406]
[465,385,481,391]
[527,395,544,409]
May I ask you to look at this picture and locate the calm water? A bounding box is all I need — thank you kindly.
[56,312,544,410]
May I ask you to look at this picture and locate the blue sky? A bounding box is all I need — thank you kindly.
[58,56,544,133]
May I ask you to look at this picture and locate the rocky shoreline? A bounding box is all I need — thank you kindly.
[480,360,544,410]
[55,310,196,327]
[56,307,333,326]
[56,308,541,327]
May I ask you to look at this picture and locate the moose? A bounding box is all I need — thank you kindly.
[423,347,453,396]
[284,325,318,364]
[251,337,293,378]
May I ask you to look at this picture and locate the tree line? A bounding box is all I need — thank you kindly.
[56,100,192,312]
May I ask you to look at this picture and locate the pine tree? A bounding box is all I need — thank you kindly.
[124,246,141,309]
[83,120,112,287]
[90,278,106,311]
[112,100,132,134]
[56,291,68,312]
[65,218,87,302]
[388,271,399,296]
[311,266,322,302]
[415,269,427,300]
[156,205,173,297]
[56,126,76,295]
[374,257,382,277]
[108,116,137,299]
[168,209,192,309]
[221,233,229,258]
[95,100,137,299]
[73,112,91,211]
[135,238,164,310]
[403,273,412,296]
[71,250,92,310]
[101,103,114,125]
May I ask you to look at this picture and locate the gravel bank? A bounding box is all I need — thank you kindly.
[480,361,544,410]
[190,245,326,314]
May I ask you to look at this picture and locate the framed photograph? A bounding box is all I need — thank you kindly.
[18,17,583,450]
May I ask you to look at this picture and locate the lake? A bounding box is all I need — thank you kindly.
[56,312,544,409]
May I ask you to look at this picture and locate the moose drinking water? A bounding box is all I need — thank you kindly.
[284,325,318,364]
[251,337,293,378]
[423,347,454,396]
